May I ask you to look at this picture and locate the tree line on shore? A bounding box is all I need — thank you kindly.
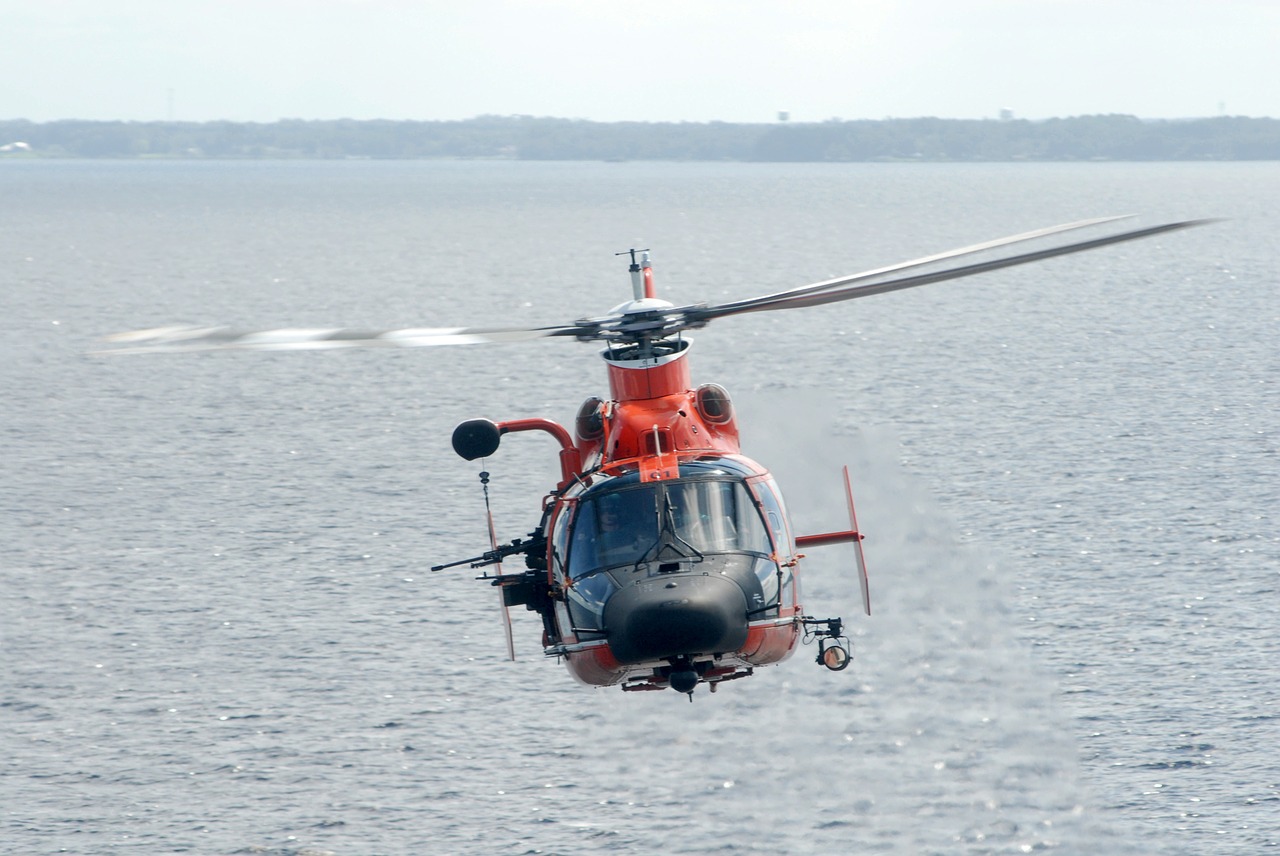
[2,114,1278,161]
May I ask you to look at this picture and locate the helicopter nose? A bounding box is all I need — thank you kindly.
[603,573,749,664]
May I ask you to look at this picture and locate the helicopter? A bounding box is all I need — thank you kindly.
[104,215,1205,698]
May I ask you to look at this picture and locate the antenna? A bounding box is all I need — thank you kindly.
[617,248,651,300]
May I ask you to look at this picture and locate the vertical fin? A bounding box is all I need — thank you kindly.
[481,471,517,660]
[843,465,871,616]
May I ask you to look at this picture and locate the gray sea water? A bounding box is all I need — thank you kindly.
[2,159,1277,855]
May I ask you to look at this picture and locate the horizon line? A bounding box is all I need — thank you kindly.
[3,113,1277,126]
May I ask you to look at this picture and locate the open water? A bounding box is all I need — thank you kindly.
[2,159,1277,854]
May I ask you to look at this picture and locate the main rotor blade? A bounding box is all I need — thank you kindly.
[99,322,584,354]
[701,214,1136,318]
[689,219,1212,322]
[100,216,1211,355]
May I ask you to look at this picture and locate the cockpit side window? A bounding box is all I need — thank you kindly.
[550,499,576,577]
[749,476,796,608]
[750,477,793,556]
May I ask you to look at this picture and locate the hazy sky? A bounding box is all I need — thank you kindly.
[3,1,1276,123]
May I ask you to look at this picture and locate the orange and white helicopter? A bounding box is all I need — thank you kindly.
[105,215,1203,697]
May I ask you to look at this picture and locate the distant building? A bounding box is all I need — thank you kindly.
[777,111,790,122]
[999,109,1014,121]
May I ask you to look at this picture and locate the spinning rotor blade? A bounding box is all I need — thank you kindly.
[698,214,1135,317]
[687,218,1212,324]
[101,216,1211,354]
[100,322,583,354]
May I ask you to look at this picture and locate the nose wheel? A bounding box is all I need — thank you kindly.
[800,616,852,671]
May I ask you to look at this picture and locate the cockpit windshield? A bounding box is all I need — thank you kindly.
[567,478,773,579]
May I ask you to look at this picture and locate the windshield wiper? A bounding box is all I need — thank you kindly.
[636,491,705,571]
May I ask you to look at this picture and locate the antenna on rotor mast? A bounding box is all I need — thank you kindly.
[617,248,654,300]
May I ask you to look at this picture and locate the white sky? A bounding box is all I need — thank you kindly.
[3,0,1277,123]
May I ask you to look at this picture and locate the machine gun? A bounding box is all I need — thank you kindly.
[430,532,544,573]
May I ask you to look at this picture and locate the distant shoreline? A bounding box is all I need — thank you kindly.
[3,115,1279,161]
